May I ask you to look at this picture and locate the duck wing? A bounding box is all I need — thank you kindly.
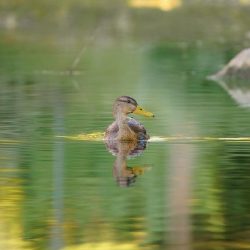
[127,117,147,135]
[105,117,149,140]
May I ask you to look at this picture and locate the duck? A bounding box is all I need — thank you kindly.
[104,96,154,141]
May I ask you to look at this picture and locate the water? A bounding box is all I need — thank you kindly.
[1,3,250,250]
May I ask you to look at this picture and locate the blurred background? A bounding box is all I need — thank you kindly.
[1,1,250,250]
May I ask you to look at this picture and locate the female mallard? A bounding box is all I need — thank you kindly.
[104,96,154,141]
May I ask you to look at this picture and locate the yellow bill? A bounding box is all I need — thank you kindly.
[133,105,154,117]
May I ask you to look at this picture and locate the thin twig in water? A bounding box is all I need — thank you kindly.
[69,29,99,74]
[70,46,87,71]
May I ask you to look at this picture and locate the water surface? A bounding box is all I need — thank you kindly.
[1,3,250,250]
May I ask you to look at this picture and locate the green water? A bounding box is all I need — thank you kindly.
[1,2,250,250]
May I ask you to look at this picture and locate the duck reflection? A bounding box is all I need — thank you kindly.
[105,140,150,187]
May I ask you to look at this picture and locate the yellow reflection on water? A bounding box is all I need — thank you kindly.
[150,136,250,142]
[0,168,31,250]
[0,139,20,144]
[240,0,250,4]
[57,132,105,141]
[128,0,182,11]
[57,133,250,143]
[63,242,140,250]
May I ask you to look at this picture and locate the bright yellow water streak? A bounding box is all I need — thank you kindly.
[63,242,140,250]
[128,0,182,11]
[149,136,250,142]
[0,139,20,144]
[56,133,250,143]
[56,132,105,141]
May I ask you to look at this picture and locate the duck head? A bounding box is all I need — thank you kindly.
[113,96,154,118]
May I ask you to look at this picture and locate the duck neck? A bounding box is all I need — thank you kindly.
[115,112,128,131]
[114,111,135,141]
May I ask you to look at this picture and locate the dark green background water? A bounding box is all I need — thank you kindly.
[1,1,250,250]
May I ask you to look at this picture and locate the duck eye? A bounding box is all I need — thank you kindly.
[127,100,131,103]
